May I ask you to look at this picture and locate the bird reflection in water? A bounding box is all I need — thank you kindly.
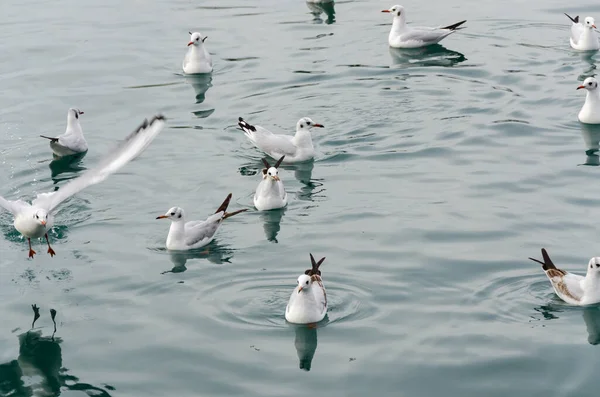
[43,152,88,185]
[577,50,597,80]
[583,306,600,345]
[306,1,335,25]
[184,73,213,104]
[389,44,466,68]
[0,304,114,397]
[292,323,319,371]
[260,207,286,243]
[579,123,600,166]
[161,241,234,274]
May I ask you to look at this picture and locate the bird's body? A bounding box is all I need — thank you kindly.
[40,108,87,157]
[157,193,247,251]
[382,5,466,49]
[183,32,213,74]
[565,13,599,51]
[238,117,324,163]
[254,156,288,211]
[286,254,328,324]
[0,115,166,258]
[529,248,600,306]
[577,77,600,124]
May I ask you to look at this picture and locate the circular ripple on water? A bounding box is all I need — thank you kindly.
[467,269,563,324]
[193,268,378,330]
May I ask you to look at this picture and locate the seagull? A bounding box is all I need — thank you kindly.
[156,193,247,251]
[382,5,466,49]
[577,77,600,124]
[0,115,166,258]
[237,117,324,163]
[285,254,328,324]
[254,156,288,211]
[183,31,213,74]
[565,13,599,51]
[40,108,87,157]
[529,248,600,306]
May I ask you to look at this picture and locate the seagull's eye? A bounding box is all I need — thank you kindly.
[35,215,39,219]
[170,212,175,216]
[305,281,309,285]
[307,121,311,125]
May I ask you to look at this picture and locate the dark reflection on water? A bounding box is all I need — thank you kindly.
[579,123,600,166]
[306,1,335,25]
[48,152,88,183]
[292,324,318,371]
[0,307,113,397]
[161,241,235,274]
[184,74,213,104]
[389,45,466,68]
[583,306,600,345]
[260,207,286,243]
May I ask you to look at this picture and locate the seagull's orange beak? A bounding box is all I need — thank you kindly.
[271,175,280,181]
[594,24,598,29]
[313,123,324,128]
[40,220,46,226]
[577,85,586,90]
[156,215,168,219]
[187,41,194,46]
[298,286,303,293]
[381,9,390,13]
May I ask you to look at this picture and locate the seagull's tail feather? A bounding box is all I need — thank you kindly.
[238,117,259,142]
[528,248,557,271]
[40,135,59,143]
[215,193,232,214]
[223,209,248,220]
[441,20,467,31]
[565,13,579,24]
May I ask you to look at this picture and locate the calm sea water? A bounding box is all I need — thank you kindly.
[2,0,600,395]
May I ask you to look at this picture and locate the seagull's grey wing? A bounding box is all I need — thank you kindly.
[571,23,584,44]
[184,213,222,246]
[401,28,453,45]
[545,268,585,304]
[33,115,165,212]
[0,195,29,215]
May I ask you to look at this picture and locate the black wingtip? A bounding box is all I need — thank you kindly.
[565,13,579,24]
[305,253,325,276]
[529,248,557,271]
[238,117,256,132]
[274,155,285,168]
[441,20,467,31]
[40,135,59,143]
[215,193,233,214]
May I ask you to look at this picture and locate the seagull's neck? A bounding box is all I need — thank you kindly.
[585,89,600,106]
[293,129,314,148]
[66,119,83,136]
[166,219,186,244]
[257,177,279,195]
[189,44,209,59]
[391,15,407,33]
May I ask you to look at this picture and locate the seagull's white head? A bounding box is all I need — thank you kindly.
[188,32,207,47]
[33,209,49,226]
[577,77,599,92]
[156,207,185,221]
[296,117,324,132]
[584,17,597,29]
[297,274,312,293]
[586,257,600,278]
[263,166,280,181]
[382,4,404,18]
[67,108,84,123]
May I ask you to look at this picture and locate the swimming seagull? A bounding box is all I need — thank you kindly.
[0,115,166,258]
[40,108,88,157]
[183,31,213,74]
[382,5,466,49]
[156,193,247,251]
[254,155,288,211]
[577,77,600,124]
[565,13,600,51]
[237,117,324,163]
[285,254,328,324]
[529,248,600,306]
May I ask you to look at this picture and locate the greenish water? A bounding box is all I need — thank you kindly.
[2,0,600,395]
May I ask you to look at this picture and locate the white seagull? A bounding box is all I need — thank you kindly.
[382,5,466,49]
[238,117,324,163]
[156,193,247,251]
[285,254,328,324]
[529,248,600,306]
[565,13,600,51]
[0,115,166,258]
[183,31,213,74]
[254,156,288,211]
[577,77,600,124]
[40,108,87,157]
